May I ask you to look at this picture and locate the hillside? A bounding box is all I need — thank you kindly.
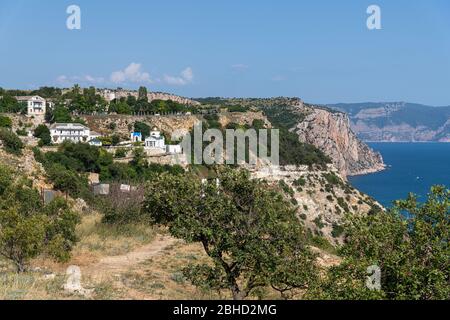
[328,102,450,142]
[200,97,386,177]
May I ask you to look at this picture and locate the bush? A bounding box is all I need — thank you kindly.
[0,115,12,128]
[101,186,146,225]
[34,124,51,146]
[312,186,450,300]
[293,177,306,187]
[0,129,23,155]
[16,128,27,136]
[134,121,150,138]
[114,148,128,158]
[0,166,80,272]
[331,223,344,238]
[46,164,89,197]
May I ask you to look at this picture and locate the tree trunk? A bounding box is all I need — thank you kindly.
[231,286,245,300]
[14,259,26,273]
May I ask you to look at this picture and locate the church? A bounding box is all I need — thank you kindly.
[144,127,166,151]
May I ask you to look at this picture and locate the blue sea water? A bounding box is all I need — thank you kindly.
[349,143,450,208]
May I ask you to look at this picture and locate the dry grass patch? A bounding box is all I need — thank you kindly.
[74,212,158,259]
[117,241,226,300]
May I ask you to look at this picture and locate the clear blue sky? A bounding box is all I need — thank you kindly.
[1,0,449,105]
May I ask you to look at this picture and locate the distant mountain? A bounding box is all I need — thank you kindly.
[327,102,450,142]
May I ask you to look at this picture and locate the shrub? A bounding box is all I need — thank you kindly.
[0,167,80,272]
[293,177,306,187]
[34,124,51,146]
[114,148,128,158]
[16,128,27,136]
[0,129,23,155]
[323,172,342,186]
[0,115,12,128]
[331,223,344,238]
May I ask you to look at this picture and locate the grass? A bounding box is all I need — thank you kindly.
[74,212,158,258]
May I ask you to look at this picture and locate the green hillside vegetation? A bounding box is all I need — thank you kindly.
[197,110,330,168]
[32,142,184,198]
[0,165,80,272]
[0,129,24,155]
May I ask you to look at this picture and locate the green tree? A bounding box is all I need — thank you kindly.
[0,129,24,155]
[34,124,51,146]
[48,105,72,123]
[134,121,150,138]
[0,93,25,113]
[142,168,318,300]
[138,86,148,102]
[311,186,449,300]
[0,167,80,272]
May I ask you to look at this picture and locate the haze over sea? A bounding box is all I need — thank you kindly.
[349,143,450,208]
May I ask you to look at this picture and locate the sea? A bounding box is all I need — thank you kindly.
[349,143,450,208]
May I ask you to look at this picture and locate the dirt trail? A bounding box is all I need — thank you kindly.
[84,235,178,281]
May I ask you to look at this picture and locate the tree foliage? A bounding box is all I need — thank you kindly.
[0,115,12,128]
[310,186,449,300]
[0,166,80,272]
[34,124,51,146]
[142,168,318,300]
[0,128,24,155]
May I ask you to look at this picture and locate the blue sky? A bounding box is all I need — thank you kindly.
[1,0,450,105]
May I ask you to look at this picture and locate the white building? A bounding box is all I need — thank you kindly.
[50,123,101,144]
[166,144,182,154]
[144,128,166,150]
[15,95,48,117]
[130,132,143,142]
[88,138,103,147]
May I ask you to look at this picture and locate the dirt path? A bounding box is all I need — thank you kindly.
[84,235,178,281]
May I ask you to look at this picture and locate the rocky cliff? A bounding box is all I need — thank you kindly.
[292,105,385,177]
[252,165,383,244]
[329,102,450,142]
[197,97,387,177]
[106,89,200,106]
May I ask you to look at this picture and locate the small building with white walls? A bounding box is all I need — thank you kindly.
[166,144,182,154]
[144,127,165,151]
[50,123,100,144]
[15,95,48,117]
[130,132,142,142]
[88,138,103,147]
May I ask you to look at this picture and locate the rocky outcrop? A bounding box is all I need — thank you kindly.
[82,112,269,140]
[252,165,383,244]
[82,114,202,140]
[147,92,200,106]
[293,106,385,177]
[218,111,271,129]
[103,89,200,106]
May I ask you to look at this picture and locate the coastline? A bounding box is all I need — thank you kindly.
[348,163,387,178]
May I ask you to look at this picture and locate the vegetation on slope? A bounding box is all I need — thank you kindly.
[0,165,80,272]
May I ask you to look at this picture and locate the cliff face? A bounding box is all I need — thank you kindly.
[110,90,200,106]
[329,102,450,142]
[252,165,383,244]
[293,106,385,177]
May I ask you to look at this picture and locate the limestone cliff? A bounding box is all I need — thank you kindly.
[292,105,385,177]
[252,165,383,244]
